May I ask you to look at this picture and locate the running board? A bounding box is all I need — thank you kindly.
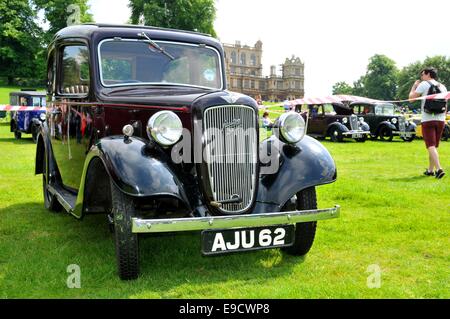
[47,184,77,214]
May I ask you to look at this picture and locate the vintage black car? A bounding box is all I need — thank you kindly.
[296,103,371,142]
[349,102,416,141]
[36,24,340,280]
[9,91,47,142]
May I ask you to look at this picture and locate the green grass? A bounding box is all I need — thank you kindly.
[0,114,449,299]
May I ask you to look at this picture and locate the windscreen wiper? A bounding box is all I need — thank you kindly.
[137,32,175,60]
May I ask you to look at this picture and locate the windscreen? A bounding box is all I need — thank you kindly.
[99,39,222,90]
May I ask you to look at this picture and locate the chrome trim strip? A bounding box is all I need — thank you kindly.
[342,130,371,136]
[132,205,340,233]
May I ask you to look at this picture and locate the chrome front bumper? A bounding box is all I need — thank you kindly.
[132,205,340,233]
[342,130,370,138]
[393,131,415,137]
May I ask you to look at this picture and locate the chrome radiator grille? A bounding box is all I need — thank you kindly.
[350,115,359,130]
[398,116,406,132]
[203,105,258,213]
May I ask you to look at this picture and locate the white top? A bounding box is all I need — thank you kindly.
[415,79,447,122]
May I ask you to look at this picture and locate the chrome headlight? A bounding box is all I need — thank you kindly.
[342,117,348,124]
[39,113,46,121]
[391,118,397,124]
[359,117,364,123]
[147,111,183,146]
[278,112,306,144]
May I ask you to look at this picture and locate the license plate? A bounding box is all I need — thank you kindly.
[201,225,295,255]
[355,133,362,138]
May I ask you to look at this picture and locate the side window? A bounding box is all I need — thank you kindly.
[10,95,18,106]
[32,97,41,107]
[323,104,336,115]
[61,45,90,95]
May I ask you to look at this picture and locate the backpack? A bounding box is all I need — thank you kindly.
[423,81,447,114]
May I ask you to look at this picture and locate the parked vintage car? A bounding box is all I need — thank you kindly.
[408,113,450,141]
[10,91,47,142]
[349,102,416,141]
[35,24,340,280]
[296,102,371,142]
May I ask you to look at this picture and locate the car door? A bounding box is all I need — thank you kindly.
[49,42,93,190]
[307,104,327,136]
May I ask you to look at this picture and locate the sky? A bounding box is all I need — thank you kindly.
[87,0,450,96]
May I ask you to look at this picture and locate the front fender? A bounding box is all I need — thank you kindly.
[84,136,191,205]
[257,135,337,208]
[377,121,396,134]
[328,122,349,133]
[406,122,417,132]
[360,122,370,131]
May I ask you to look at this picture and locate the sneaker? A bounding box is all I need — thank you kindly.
[435,169,445,179]
[424,169,434,176]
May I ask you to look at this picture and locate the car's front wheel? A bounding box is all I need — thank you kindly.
[14,130,21,140]
[401,134,415,142]
[282,187,317,256]
[379,126,393,141]
[329,127,343,142]
[31,124,39,143]
[111,181,139,280]
[441,125,450,141]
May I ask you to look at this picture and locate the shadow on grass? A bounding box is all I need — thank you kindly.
[0,136,34,144]
[0,202,305,297]
[386,175,432,182]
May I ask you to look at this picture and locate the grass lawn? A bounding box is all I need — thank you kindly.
[0,112,449,299]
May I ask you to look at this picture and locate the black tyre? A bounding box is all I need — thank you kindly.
[31,124,39,143]
[329,127,343,142]
[42,152,62,212]
[441,126,449,141]
[111,181,139,280]
[14,130,21,140]
[401,134,415,142]
[379,126,393,141]
[282,187,317,256]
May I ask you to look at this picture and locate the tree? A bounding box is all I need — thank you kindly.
[363,54,398,100]
[34,0,93,43]
[0,0,43,85]
[352,76,367,97]
[396,56,450,100]
[332,81,353,95]
[129,0,217,37]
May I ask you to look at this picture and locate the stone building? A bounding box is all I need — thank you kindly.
[223,40,304,102]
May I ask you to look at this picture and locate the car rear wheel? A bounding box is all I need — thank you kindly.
[329,127,343,142]
[31,124,39,143]
[282,187,317,256]
[111,180,139,280]
[42,153,62,212]
[379,126,393,141]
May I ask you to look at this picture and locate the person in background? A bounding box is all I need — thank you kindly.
[283,99,291,112]
[409,67,447,179]
[262,111,273,129]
